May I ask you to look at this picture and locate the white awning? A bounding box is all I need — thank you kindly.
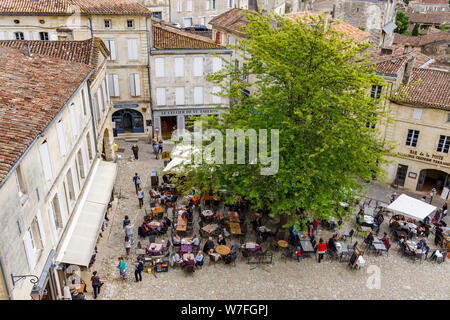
[56,160,117,267]
[386,194,436,221]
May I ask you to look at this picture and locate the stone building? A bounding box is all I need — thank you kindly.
[0,0,154,139]
[138,0,171,20]
[370,47,450,197]
[408,0,449,13]
[150,20,232,138]
[0,44,117,300]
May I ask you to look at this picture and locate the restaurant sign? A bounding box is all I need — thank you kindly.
[155,109,216,117]
[399,149,450,168]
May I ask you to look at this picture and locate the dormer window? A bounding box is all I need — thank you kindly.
[104,19,111,29]
[127,20,134,29]
[15,32,24,40]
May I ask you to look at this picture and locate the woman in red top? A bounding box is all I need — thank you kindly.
[317,238,327,263]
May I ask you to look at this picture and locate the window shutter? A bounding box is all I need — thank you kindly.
[39,142,53,181]
[109,40,116,60]
[175,87,185,105]
[194,57,203,76]
[36,210,46,246]
[69,104,78,136]
[134,74,141,96]
[206,0,210,10]
[56,191,67,226]
[105,77,111,101]
[127,39,138,60]
[107,74,114,97]
[8,32,14,40]
[47,205,58,245]
[33,32,40,40]
[101,81,108,109]
[175,57,184,77]
[194,87,203,105]
[155,58,165,77]
[212,86,221,104]
[187,0,192,11]
[23,230,36,272]
[0,32,4,40]
[97,88,104,119]
[130,74,136,96]
[156,88,166,106]
[49,32,58,40]
[56,121,67,156]
[413,108,423,120]
[212,57,222,73]
[113,74,120,96]
[177,0,182,12]
[23,32,30,40]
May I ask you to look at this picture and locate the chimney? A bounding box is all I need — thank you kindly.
[24,44,32,57]
[402,51,416,85]
[403,43,411,55]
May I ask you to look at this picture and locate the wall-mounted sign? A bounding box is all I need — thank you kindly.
[154,108,216,117]
[113,104,139,109]
[408,172,417,179]
[398,149,450,168]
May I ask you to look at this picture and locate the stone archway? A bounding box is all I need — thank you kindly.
[101,128,113,161]
[416,169,450,195]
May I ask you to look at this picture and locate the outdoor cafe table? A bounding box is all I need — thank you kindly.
[406,240,417,252]
[364,215,375,224]
[181,244,193,253]
[183,253,195,261]
[336,242,351,261]
[299,239,314,254]
[229,212,240,222]
[147,243,164,255]
[152,206,164,214]
[204,195,220,201]
[202,224,217,234]
[148,221,161,231]
[229,222,242,235]
[177,216,187,232]
[216,245,231,256]
[201,210,214,217]
[241,242,261,253]
[372,242,387,254]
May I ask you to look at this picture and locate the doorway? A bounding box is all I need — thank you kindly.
[394,164,408,187]
[161,116,177,139]
[112,109,144,134]
[123,113,133,133]
[416,169,449,195]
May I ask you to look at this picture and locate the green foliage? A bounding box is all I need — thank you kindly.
[174,13,387,231]
[395,11,410,34]
[412,23,419,36]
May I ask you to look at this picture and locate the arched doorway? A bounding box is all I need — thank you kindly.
[101,128,113,161]
[416,169,450,195]
[112,109,144,134]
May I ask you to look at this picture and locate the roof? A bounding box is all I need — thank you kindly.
[370,46,434,75]
[209,8,249,37]
[407,12,450,24]
[0,0,151,15]
[420,0,448,4]
[392,68,450,110]
[152,24,225,50]
[393,30,450,47]
[0,46,93,184]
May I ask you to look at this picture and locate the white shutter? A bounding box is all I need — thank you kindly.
[33,32,40,40]
[212,57,222,73]
[194,87,203,105]
[175,87,185,105]
[97,88,104,119]
[187,0,192,11]
[39,142,53,181]
[206,0,210,10]
[47,205,58,245]
[56,191,67,226]
[49,32,58,40]
[413,108,423,120]
[156,88,166,106]
[8,32,14,40]
[23,32,30,40]
[0,32,4,40]
[36,210,46,246]
[155,58,165,77]
[107,74,114,97]
[175,57,184,77]
[194,57,203,76]
[108,40,116,60]
[129,74,136,96]
[105,76,111,102]
[23,230,36,272]
[134,74,141,96]
[113,74,120,96]
[56,121,67,156]
[101,81,108,108]
[212,86,221,104]
[177,0,182,12]
[127,39,138,60]
[69,104,78,136]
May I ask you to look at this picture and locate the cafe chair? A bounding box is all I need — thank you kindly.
[149,234,156,244]
[184,265,195,276]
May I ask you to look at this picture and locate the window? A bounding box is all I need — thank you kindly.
[194,87,204,105]
[194,57,204,76]
[86,132,93,161]
[212,0,216,9]
[56,120,67,156]
[177,0,182,12]
[370,85,382,100]
[127,39,138,60]
[107,74,120,97]
[127,19,134,29]
[437,135,450,153]
[446,113,450,123]
[66,169,76,202]
[69,103,78,137]
[129,73,141,97]
[412,108,423,120]
[175,87,185,105]
[152,12,162,19]
[155,58,165,77]
[77,149,85,179]
[184,17,193,28]
[187,0,192,11]
[175,57,184,77]
[405,129,419,147]
[104,40,116,60]
[206,0,210,10]
[81,89,87,116]
[15,32,24,40]
[104,19,111,29]
[30,217,44,250]
[212,57,222,73]
[156,88,166,106]
[39,32,49,40]
[51,194,64,229]
[201,17,206,26]
[39,141,53,181]
[15,165,27,196]
[96,88,104,119]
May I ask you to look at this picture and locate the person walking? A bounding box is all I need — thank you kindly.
[90,271,103,299]
[317,238,327,263]
[134,257,144,282]
[158,137,163,154]
[124,235,131,256]
[133,173,141,194]
[152,139,159,159]
[118,257,127,280]
[131,144,139,160]
[296,246,302,263]
[124,221,135,245]
[123,215,130,229]
[137,187,144,209]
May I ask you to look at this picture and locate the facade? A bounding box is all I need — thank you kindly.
[0,0,154,139]
[370,47,450,197]
[150,21,232,138]
[139,0,171,20]
[409,0,449,13]
[0,44,116,300]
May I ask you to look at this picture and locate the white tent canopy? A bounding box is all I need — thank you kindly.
[386,194,436,221]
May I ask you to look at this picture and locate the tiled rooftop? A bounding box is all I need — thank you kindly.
[393,30,450,47]
[0,46,93,184]
[407,11,450,24]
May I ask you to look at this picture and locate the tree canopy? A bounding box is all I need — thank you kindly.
[395,11,410,34]
[174,14,387,231]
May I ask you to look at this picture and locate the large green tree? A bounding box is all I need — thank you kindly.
[174,14,387,231]
[395,11,410,34]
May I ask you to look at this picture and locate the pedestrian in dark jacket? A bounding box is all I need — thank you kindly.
[131,144,139,160]
[134,258,144,282]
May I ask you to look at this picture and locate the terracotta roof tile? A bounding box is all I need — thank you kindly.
[407,11,450,24]
[0,46,93,184]
[393,30,450,47]
[209,8,249,37]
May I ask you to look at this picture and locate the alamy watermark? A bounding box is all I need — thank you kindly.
[171,121,279,175]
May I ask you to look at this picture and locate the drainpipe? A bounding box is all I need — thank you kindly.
[86,80,99,155]
[146,16,155,141]
[0,257,12,300]
[169,0,172,23]
[88,16,93,39]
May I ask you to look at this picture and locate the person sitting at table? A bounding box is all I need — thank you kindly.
[172,233,181,245]
[356,211,363,226]
[224,250,237,264]
[417,239,428,254]
[218,234,226,245]
[181,210,188,220]
[138,223,147,239]
[366,230,375,246]
[191,234,200,247]
[203,237,215,253]
[327,234,338,253]
[379,232,390,248]
[182,255,196,269]
[195,251,204,267]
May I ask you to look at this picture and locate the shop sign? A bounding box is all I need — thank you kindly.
[408,172,417,179]
[156,109,216,116]
[399,150,450,168]
[113,104,139,109]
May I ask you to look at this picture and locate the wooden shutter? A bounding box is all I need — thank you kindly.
[49,32,58,40]
[0,32,4,40]
[194,57,203,76]
[177,0,182,12]
[23,32,30,40]
[175,57,184,77]
[36,210,47,246]
[107,74,114,97]
[175,87,185,105]
[39,142,53,181]
[113,74,120,96]
[194,87,203,105]
[413,108,423,120]
[155,58,165,77]
[187,0,192,11]
[108,40,116,60]
[156,88,166,106]
[212,57,222,72]
[127,39,138,60]
[206,0,210,10]
[101,81,108,109]
[33,32,40,40]
[104,77,111,102]
[47,205,59,245]
[130,73,141,96]
[56,121,67,156]
[69,104,78,136]
[23,230,36,272]
[97,88,104,119]
[7,32,14,40]
[212,86,221,104]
